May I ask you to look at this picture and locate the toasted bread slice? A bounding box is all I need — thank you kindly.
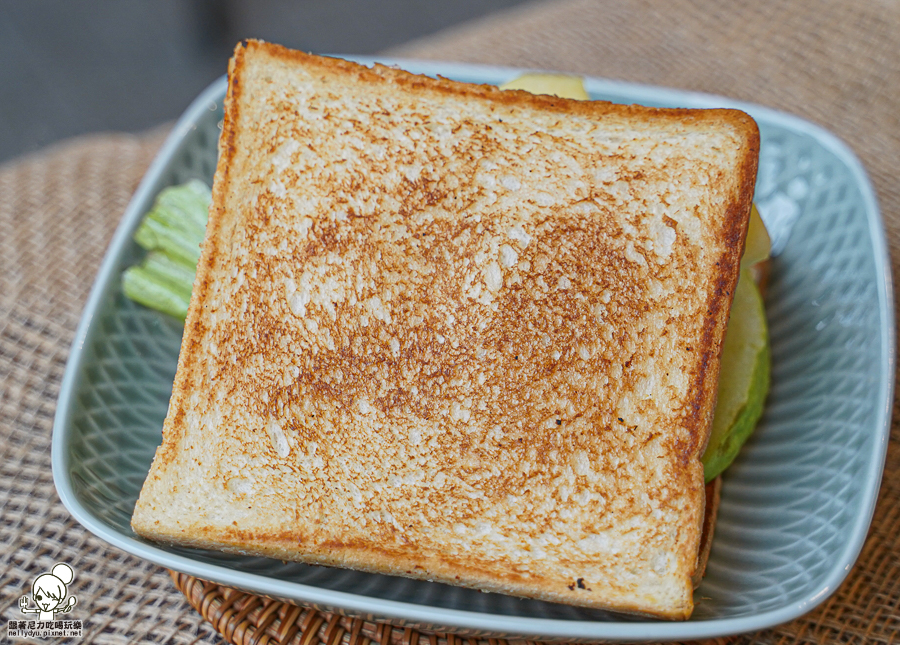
[131,40,759,620]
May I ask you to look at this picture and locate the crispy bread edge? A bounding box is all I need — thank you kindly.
[693,477,723,589]
[239,39,761,139]
[139,527,689,619]
[682,122,758,589]
[131,43,248,530]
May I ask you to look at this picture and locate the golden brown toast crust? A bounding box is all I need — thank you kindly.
[132,40,760,620]
[693,477,723,589]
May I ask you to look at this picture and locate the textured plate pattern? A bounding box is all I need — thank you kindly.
[52,64,892,641]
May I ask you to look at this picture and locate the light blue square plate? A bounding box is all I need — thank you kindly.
[51,59,894,642]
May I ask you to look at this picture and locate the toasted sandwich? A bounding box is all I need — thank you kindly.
[131,40,760,620]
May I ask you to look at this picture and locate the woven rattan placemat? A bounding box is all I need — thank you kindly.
[2,0,899,642]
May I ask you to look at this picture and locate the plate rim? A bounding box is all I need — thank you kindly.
[51,58,895,641]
